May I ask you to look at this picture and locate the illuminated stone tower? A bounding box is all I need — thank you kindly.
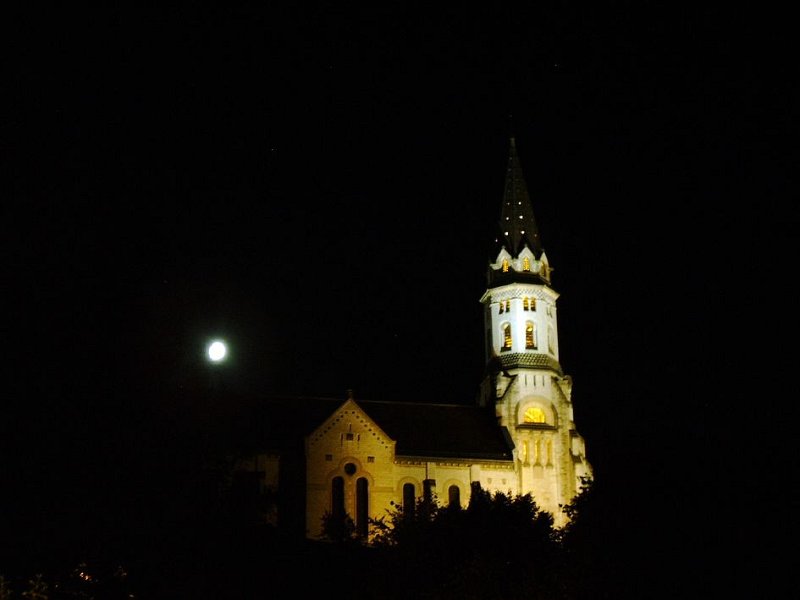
[479,137,592,524]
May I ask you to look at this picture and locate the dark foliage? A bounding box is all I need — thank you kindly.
[362,482,565,600]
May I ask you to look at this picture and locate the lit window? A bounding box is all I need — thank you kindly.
[524,407,546,424]
[530,297,537,311]
[525,322,536,349]
[522,257,531,271]
[523,297,529,311]
[499,302,504,314]
[502,258,509,272]
[356,478,369,537]
[505,300,511,312]
[502,324,512,351]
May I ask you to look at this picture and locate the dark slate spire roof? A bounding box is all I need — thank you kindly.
[496,137,543,257]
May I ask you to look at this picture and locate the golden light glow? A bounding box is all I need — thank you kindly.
[522,257,530,271]
[502,258,509,272]
[502,323,512,350]
[524,407,546,423]
[525,322,536,349]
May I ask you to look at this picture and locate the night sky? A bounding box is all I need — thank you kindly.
[3,2,792,588]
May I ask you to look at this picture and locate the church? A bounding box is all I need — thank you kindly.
[232,138,592,540]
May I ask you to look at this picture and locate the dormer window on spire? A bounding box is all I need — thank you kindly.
[523,257,530,271]
[502,258,509,272]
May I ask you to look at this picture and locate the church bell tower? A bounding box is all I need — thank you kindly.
[479,137,591,522]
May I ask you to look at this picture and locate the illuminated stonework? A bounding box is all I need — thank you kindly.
[235,137,591,539]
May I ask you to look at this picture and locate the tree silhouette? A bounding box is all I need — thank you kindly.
[367,483,562,599]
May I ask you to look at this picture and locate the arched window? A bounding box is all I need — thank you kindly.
[524,407,546,424]
[522,257,531,271]
[502,258,509,272]
[332,476,345,516]
[521,440,529,463]
[423,479,435,506]
[499,302,504,314]
[502,324,512,351]
[505,300,511,312]
[356,478,369,538]
[526,322,536,349]
[448,485,461,508]
[534,439,541,464]
[403,483,416,518]
[523,297,529,311]
[546,440,553,464]
[530,297,536,311]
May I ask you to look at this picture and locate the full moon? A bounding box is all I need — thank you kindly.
[207,340,227,362]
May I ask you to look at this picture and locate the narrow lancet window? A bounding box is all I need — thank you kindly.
[523,297,529,311]
[502,323,512,351]
[356,478,369,538]
[523,257,531,271]
[502,258,509,272]
[526,322,536,349]
[332,476,345,517]
[448,485,461,508]
[403,483,415,518]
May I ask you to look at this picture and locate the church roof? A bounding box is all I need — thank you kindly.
[243,396,514,462]
[357,400,514,461]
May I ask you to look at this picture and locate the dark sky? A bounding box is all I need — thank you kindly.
[2,2,792,580]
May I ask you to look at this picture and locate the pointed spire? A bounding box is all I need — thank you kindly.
[497,137,542,256]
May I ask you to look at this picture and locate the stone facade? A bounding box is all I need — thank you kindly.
[235,138,592,538]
